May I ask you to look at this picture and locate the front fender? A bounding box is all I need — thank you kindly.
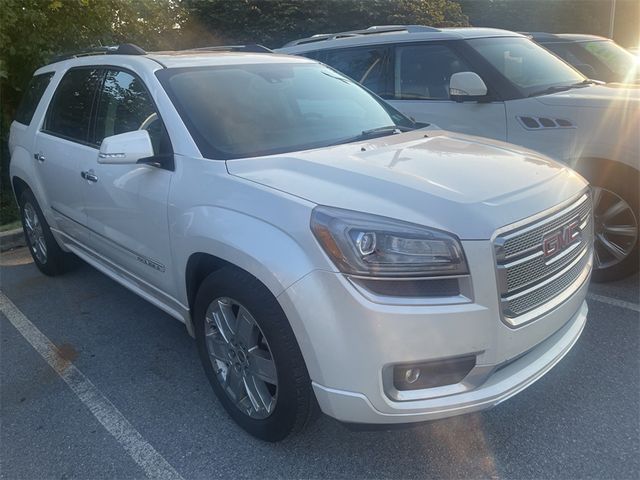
[172,205,325,306]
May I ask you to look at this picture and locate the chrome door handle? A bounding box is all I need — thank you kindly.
[81,170,98,183]
[33,152,46,162]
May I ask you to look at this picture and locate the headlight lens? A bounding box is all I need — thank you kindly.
[310,206,468,277]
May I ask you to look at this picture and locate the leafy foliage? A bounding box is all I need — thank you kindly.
[181,0,469,48]
[0,0,184,224]
[460,0,640,48]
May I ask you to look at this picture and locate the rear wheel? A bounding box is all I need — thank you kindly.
[19,189,78,276]
[194,266,317,441]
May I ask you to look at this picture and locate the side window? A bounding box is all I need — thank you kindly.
[394,44,473,100]
[323,47,392,98]
[93,69,171,155]
[44,68,103,142]
[15,72,54,125]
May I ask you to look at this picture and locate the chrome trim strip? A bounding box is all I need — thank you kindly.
[503,247,588,302]
[502,255,591,327]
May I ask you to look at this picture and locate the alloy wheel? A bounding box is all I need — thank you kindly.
[204,297,278,419]
[22,201,47,264]
[592,186,638,270]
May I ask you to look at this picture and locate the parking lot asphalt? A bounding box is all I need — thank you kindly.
[1,246,638,480]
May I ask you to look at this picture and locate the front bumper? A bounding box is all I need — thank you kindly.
[278,240,589,424]
[313,300,586,424]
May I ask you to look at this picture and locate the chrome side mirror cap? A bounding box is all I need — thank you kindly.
[449,72,488,102]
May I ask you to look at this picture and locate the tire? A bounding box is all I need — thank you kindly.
[194,266,318,441]
[18,189,78,276]
[582,164,639,282]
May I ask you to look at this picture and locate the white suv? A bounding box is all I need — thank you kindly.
[279,26,639,281]
[10,44,592,441]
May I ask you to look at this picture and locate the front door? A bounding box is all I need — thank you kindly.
[385,43,508,141]
[80,68,175,295]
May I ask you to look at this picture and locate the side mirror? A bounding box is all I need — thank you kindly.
[449,72,488,102]
[98,130,154,165]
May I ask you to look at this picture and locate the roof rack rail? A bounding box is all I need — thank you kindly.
[283,25,440,47]
[50,43,146,63]
[191,44,273,54]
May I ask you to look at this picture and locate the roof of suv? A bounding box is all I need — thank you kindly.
[278,25,523,53]
[523,32,609,43]
[37,46,314,74]
[146,51,313,69]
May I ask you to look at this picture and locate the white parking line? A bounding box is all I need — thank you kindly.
[0,292,184,480]
[587,293,640,313]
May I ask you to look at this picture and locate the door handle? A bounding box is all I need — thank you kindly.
[81,170,99,183]
[33,152,46,162]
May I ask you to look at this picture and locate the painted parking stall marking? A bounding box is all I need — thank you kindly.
[0,291,184,480]
[587,293,640,313]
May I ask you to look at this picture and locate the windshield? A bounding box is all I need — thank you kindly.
[466,37,585,97]
[156,63,414,159]
[580,40,638,78]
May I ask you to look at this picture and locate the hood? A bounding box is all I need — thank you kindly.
[536,84,640,108]
[227,130,588,239]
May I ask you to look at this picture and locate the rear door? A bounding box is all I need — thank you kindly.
[35,67,104,244]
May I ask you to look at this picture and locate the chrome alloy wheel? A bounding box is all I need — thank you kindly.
[592,186,638,270]
[22,201,47,264]
[205,297,278,419]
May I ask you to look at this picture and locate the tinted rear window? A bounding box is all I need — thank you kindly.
[15,73,54,125]
[44,68,103,143]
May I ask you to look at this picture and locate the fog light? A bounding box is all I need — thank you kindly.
[404,368,420,384]
[393,356,476,391]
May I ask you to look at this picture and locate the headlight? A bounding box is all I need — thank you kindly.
[310,206,468,277]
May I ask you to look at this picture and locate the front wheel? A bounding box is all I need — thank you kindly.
[194,267,317,441]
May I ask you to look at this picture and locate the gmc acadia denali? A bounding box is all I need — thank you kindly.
[9,44,593,441]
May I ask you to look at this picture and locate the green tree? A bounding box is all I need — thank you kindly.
[459,0,639,47]
[182,0,469,48]
[0,0,185,224]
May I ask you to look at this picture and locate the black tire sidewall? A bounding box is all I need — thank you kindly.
[194,267,314,441]
[18,190,65,275]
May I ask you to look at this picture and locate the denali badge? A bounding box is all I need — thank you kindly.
[542,217,581,258]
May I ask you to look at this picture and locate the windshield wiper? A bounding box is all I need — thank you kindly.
[363,124,417,136]
[326,125,416,148]
[527,79,599,98]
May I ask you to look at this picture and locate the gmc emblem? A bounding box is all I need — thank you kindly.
[542,217,581,258]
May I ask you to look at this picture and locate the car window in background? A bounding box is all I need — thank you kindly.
[44,68,103,143]
[323,46,392,97]
[15,72,54,126]
[93,69,171,154]
[582,40,638,78]
[467,37,584,96]
[157,63,413,159]
[394,44,473,100]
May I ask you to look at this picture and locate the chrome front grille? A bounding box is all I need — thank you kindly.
[494,192,593,327]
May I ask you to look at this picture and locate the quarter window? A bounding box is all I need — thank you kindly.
[93,69,170,154]
[15,72,54,125]
[44,68,102,142]
[394,44,472,100]
[323,47,392,97]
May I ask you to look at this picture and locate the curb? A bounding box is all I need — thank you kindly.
[0,228,26,252]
